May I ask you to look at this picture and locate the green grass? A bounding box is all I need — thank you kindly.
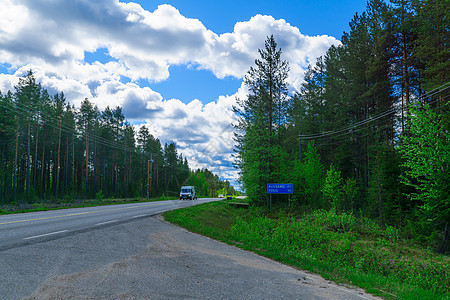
[0,196,178,215]
[164,202,450,300]
[163,201,250,243]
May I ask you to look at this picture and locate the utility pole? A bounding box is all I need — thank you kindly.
[149,154,153,199]
[147,154,154,199]
[147,159,150,199]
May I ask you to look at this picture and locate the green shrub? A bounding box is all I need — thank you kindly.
[95,189,104,200]
[343,178,358,212]
[322,164,343,211]
[227,207,449,298]
[62,194,73,204]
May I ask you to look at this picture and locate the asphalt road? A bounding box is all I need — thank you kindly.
[0,199,379,299]
[0,198,216,251]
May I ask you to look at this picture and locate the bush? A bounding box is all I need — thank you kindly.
[229,208,449,298]
[63,194,73,203]
[343,178,358,212]
[95,189,104,200]
[322,164,343,211]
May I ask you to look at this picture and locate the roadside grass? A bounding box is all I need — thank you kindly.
[163,200,251,243]
[222,196,251,203]
[0,196,178,215]
[163,201,450,300]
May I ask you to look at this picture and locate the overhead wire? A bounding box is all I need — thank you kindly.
[298,81,450,143]
[2,80,448,178]
[0,96,197,176]
[301,94,449,150]
[0,97,161,160]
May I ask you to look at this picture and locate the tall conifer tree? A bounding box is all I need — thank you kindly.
[234,35,290,205]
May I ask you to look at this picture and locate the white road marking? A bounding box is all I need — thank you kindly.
[132,214,148,219]
[24,230,68,240]
[95,220,118,226]
[0,202,168,225]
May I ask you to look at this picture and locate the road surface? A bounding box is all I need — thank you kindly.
[0,198,216,251]
[0,199,379,299]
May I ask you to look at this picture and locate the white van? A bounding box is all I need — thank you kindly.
[180,186,197,200]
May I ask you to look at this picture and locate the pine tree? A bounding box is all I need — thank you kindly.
[413,0,450,92]
[234,35,290,206]
[78,98,98,199]
[14,71,41,200]
[389,0,419,132]
[0,91,16,202]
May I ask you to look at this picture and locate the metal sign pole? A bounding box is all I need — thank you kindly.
[270,194,272,209]
[267,183,293,209]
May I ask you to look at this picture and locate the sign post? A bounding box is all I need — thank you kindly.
[267,183,293,208]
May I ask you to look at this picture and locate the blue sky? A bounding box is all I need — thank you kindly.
[134,0,368,105]
[0,0,368,188]
[140,0,367,36]
[81,0,368,104]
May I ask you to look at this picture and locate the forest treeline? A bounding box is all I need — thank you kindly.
[234,0,449,252]
[0,71,237,203]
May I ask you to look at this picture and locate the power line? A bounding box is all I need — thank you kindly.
[299,94,449,150]
[0,97,161,159]
[298,81,450,140]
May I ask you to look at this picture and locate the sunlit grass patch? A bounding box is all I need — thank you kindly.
[164,202,450,299]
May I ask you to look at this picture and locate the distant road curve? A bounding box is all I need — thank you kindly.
[0,198,219,250]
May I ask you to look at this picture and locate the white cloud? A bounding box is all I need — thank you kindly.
[131,84,247,184]
[0,0,339,187]
[0,1,338,86]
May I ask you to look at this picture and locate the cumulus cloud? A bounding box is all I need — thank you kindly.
[0,0,339,186]
[130,84,246,184]
[1,0,338,87]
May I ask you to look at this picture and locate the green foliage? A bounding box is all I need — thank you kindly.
[62,194,73,204]
[343,178,358,213]
[232,0,449,255]
[216,188,226,197]
[95,189,105,200]
[240,210,450,297]
[399,103,450,252]
[412,0,450,91]
[0,71,195,204]
[234,35,290,206]
[185,168,236,198]
[166,203,450,299]
[322,164,343,211]
[299,141,324,208]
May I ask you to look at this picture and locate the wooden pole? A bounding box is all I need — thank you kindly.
[149,154,153,199]
[147,159,150,199]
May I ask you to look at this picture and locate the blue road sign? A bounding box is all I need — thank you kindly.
[267,183,293,194]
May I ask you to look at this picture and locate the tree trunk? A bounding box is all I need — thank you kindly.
[33,114,39,193]
[40,132,45,198]
[403,33,410,134]
[72,132,75,199]
[439,221,449,254]
[26,120,30,199]
[65,133,69,195]
[85,124,89,199]
[12,116,19,201]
